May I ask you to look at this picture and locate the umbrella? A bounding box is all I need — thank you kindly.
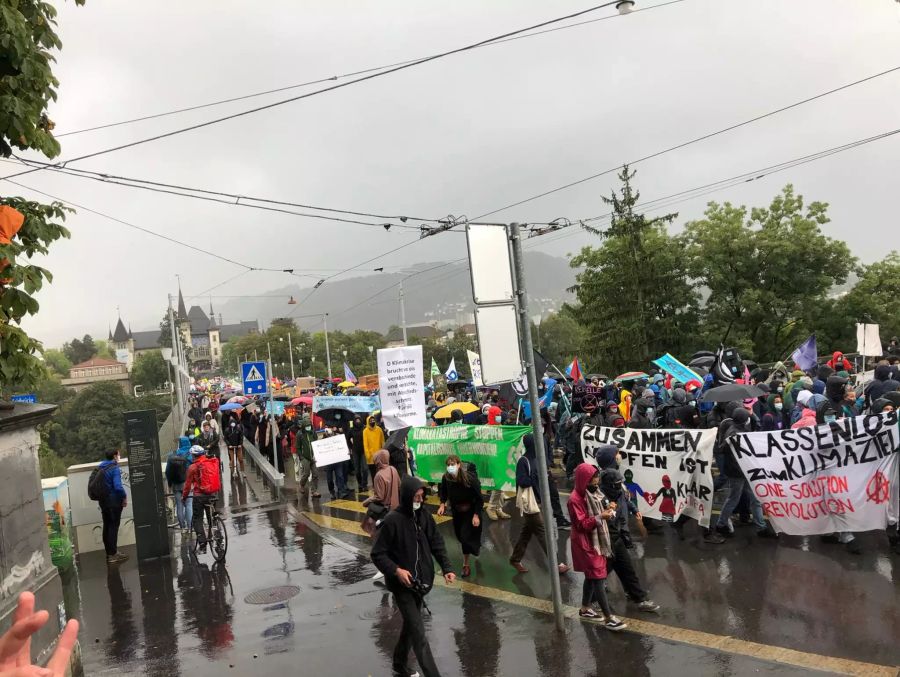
[698,383,765,403]
[386,427,410,451]
[337,381,355,389]
[434,401,480,419]
[614,371,649,383]
[345,387,367,394]
[219,402,243,412]
[273,394,291,401]
[228,396,248,404]
[316,407,354,426]
[291,396,314,406]
[688,355,716,369]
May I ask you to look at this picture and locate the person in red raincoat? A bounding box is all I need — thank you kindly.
[567,463,627,631]
[826,351,853,373]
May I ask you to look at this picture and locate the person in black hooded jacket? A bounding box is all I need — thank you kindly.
[371,476,455,677]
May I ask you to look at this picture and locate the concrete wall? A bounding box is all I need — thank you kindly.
[0,404,73,667]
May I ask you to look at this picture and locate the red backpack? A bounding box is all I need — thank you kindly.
[195,457,221,495]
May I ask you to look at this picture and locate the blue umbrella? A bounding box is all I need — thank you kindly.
[219,402,243,411]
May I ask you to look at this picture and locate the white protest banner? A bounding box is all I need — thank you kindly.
[312,435,351,468]
[728,411,900,535]
[467,349,484,387]
[377,345,426,431]
[581,425,717,526]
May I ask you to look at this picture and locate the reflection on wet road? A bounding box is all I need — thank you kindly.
[66,459,900,676]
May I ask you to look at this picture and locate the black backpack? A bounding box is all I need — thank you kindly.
[88,465,113,502]
[167,455,189,485]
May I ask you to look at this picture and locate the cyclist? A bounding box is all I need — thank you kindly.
[223,416,245,473]
[182,445,222,554]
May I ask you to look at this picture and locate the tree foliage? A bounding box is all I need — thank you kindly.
[62,334,96,364]
[1,1,83,394]
[683,185,854,362]
[42,348,71,377]
[569,166,699,373]
[131,350,169,391]
[533,308,586,372]
[157,312,172,348]
[43,382,171,469]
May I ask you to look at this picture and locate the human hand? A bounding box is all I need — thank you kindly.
[0,592,79,677]
[472,514,480,528]
[395,568,413,588]
[635,512,642,520]
[444,573,456,585]
[437,503,446,516]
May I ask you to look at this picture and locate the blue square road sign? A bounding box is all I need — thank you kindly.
[241,361,268,395]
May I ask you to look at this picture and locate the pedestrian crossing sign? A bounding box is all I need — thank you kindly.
[241,361,268,395]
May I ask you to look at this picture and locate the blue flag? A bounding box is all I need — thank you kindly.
[343,362,357,383]
[791,335,818,371]
[520,377,558,420]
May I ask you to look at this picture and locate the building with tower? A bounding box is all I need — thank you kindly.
[109,286,259,374]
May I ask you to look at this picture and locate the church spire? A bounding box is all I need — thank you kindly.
[176,277,188,320]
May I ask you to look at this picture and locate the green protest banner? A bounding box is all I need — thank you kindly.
[408,424,531,491]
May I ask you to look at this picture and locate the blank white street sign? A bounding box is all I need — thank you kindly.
[475,304,523,385]
[466,224,514,304]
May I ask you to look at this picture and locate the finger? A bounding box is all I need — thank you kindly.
[0,667,53,677]
[12,593,36,667]
[46,620,79,676]
[0,612,49,668]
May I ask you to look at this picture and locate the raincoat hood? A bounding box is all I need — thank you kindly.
[573,462,598,496]
[825,375,848,402]
[872,398,892,414]
[795,407,818,427]
[522,434,537,460]
[177,436,191,453]
[812,379,826,395]
[874,365,891,382]
[397,475,425,515]
[600,468,624,499]
[594,445,618,470]
[796,390,813,408]
[374,449,390,469]
[672,388,687,405]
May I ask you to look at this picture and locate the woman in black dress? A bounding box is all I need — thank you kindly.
[437,454,483,578]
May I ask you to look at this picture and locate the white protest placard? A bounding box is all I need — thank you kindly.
[312,435,351,468]
[467,349,484,387]
[378,345,426,431]
[728,411,899,535]
[581,425,717,527]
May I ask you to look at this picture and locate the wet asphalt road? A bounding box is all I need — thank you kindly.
[66,453,900,677]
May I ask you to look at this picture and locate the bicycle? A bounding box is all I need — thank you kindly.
[191,497,228,563]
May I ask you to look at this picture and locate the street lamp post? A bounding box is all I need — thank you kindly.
[368,345,374,373]
[323,313,333,380]
[287,332,295,381]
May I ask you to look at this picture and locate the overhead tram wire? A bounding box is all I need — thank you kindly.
[55,0,687,139]
[313,124,900,322]
[4,158,444,226]
[468,64,900,221]
[2,178,293,273]
[0,0,658,181]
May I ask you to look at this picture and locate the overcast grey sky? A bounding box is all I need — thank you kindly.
[9,0,900,347]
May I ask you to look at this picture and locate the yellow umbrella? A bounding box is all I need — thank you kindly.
[337,381,355,389]
[434,401,480,419]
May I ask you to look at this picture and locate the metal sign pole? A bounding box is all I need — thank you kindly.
[509,222,566,631]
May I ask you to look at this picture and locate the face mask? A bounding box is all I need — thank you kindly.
[646,408,655,418]
[824,415,836,424]
[774,403,783,411]
[586,485,599,493]
[305,425,312,431]
[447,464,458,476]
[412,501,422,511]
[777,387,784,394]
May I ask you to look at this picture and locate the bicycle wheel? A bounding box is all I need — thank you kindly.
[211,514,228,563]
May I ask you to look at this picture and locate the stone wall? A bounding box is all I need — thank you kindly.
[0,404,76,668]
